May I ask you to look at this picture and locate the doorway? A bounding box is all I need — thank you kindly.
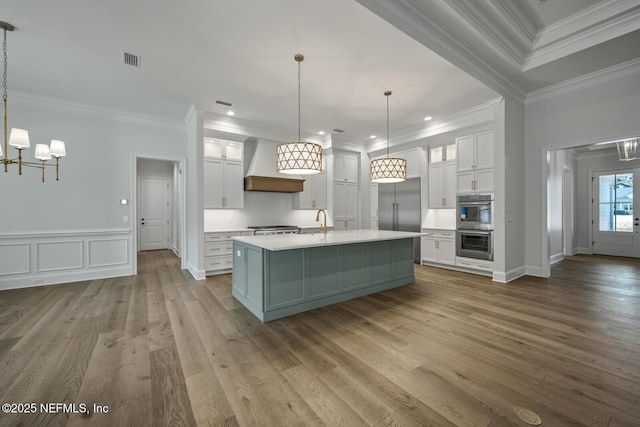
[592,168,640,257]
[134,156,186,272]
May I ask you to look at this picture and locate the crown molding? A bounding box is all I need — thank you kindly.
[526,57,640,103]
[366,98,501,153]
[355,0,527,102]
[491,0,538,43]
[202,112,323,145]
[524,0,640,71]
[9,91,185,131]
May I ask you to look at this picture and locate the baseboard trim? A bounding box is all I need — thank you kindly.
[525,265,544,277]
[492,266,526,283]
[0,266,133,291]
[550,252,564,265]
[576,246,591,254]
[187,262,206,280]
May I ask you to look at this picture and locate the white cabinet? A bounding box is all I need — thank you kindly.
[428,143,456,208]
[456,130,493,193]
[390,147,421,178]
[204,159,243,208]
[205,231,252,275]
[333,182,357,230]
[456,256,493,273]
[334,154,358,183]
[295,172,327,209]
[204,138,243,209]
[421,229,456,266]
[204,138,243,161]
[370,183,378,229]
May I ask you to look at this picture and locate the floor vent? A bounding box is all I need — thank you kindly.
[123,52,141,68]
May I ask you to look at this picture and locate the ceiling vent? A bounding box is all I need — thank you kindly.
[215,100,233,107]
[122,52,141,68]
[333,128,345,133]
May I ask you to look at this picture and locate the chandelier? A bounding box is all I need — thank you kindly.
[1,21,66,182]
[276,54,322,175]
[617,138,639,161]
[370,90,406,183]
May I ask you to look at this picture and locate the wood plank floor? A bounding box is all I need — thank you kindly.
[0,251,639,426]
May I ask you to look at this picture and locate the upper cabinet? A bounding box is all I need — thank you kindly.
[204,138,243,162]
[456,130,494,193]
[428,142,456,208]
[204,138,244,209]
[295,172,327,209]
[391,147,421,179]
[334,154,358,183]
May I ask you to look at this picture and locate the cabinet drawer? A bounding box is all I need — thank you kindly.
[205,255,233,271]
[205,242,233,256]
[456,257,493,271]
[422,229,455,239]
[205,232,241,242]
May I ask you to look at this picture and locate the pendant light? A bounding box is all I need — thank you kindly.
[276,54,322,175]
[617,138,639,161]
[370,91,406,183]
[1,21,67,182]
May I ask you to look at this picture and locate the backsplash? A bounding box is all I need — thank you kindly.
[204,192,330,230]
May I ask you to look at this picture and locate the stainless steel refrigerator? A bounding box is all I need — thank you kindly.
[378,177,421,263]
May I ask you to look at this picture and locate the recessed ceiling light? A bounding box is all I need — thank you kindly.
[370,135,376,139]
[318,131,325,135]
[424,116,433,121]
[227,110,235,116]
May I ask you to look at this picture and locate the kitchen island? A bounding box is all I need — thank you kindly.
[231,230,421,322]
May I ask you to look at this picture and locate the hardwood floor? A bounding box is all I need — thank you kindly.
[0,251,639,426]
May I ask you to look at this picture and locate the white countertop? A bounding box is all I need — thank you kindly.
[232,229,423,251]
[204,228,252,233]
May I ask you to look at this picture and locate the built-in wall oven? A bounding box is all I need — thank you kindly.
[457,229,493,261]
[456,194,494,261]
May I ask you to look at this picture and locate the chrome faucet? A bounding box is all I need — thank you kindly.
[315,209,328,234]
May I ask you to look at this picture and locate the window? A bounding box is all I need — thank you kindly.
[599,173,633,232]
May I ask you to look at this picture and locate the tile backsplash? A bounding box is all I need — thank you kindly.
[204,192,331,230]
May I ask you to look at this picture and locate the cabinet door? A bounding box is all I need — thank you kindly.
[344,183,357,219]
[223,161,244,208]
[456,135,474,171]
[437,239,456,265]
[204,138,223,159]
[333,182,346,221]
[224,141,243,161]
[405,147,421,179]
[443,162,457,208]
[371,217,378,230]
[457,170,474,193]
[370,183,378,218]
[475,130,493,170]
[428,163,444,208]
[430,146,443,164]
[474,168,494,193]
[313,172,327,209]
[421,237,437,263]
[297,178,314,209]
[343,156,358,182]
[204,159,224,208]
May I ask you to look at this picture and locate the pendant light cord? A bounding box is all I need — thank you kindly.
[386,92,390,157]
[2,27,7,102]
[298,58,301,143]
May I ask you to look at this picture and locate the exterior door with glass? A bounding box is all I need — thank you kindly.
[592,169,640,257]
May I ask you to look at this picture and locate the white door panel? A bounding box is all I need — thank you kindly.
[140,178,169,251]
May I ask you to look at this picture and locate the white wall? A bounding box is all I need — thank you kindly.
[0,100,186,289]
[524,61,640,276]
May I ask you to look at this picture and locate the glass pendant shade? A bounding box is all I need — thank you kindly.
[49,139,66,157]
[370,157,407,183]
[8,128,30,149]
[34,144,51,160]
[617,138,639,161]
[277,142,322,174]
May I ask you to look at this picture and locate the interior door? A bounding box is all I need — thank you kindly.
[139,177,169,251]
[592,169,640,257]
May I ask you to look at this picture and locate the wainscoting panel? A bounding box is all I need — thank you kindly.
[36,240,84,272]
[88,238,129,268]
[0,243,31,276]
[0,229,132,291]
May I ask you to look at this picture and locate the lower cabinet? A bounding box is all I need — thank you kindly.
[421,229,455,266]
[455,256,493,273]
[205,231,252,275]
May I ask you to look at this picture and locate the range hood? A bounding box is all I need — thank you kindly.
[244,139,305,193]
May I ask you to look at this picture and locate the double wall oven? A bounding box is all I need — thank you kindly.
[456,194,494,261]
